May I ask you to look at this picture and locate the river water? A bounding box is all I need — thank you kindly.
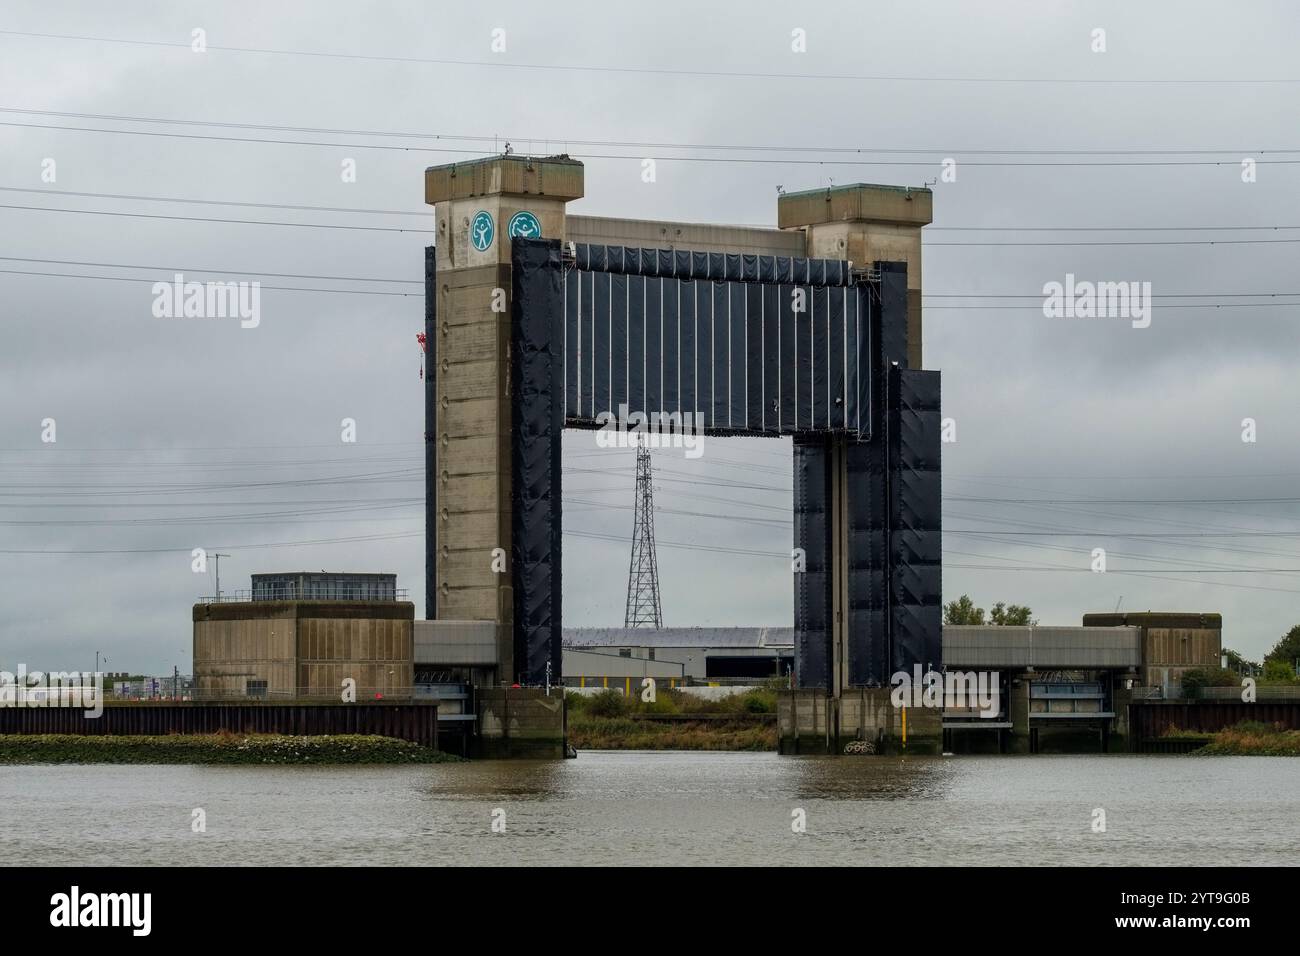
[2,752,1296,865]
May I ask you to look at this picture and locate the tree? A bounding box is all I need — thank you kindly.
[1264,625,1300,670]
[943,595,985,625]
[1222,647,1258,674]
[989,602,1034,626]
[944,595,1034,626]
[1262,659,1299,684]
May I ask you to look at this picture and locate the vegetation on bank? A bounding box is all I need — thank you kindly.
[1195,722,1300,756]
[1163,722,1300,756]
[0,733,464,765]
[566,686,779,751]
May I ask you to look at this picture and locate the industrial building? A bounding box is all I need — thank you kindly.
[558,613,1221,693]
[192,572,414,700]
[1080,612,1223,691]
[562,627,795,683]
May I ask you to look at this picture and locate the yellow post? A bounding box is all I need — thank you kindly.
[580,676,585,688]
[625,677,631,697]
[902,706,908,749]
[602,676,608,689]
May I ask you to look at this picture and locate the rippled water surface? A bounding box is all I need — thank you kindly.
[3,752,1297,865]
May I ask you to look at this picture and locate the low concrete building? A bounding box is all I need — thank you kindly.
[780,611,1224,755]
[1081,612,1222,692]
[192,573,414,700]
[413,619,498,687]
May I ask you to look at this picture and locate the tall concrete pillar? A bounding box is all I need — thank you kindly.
[424,155,584,683]
[778,184,932,368]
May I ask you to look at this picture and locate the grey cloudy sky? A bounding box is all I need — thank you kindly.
[2,0,1299,673]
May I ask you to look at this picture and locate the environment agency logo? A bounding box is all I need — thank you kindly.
[507,210,541,239]
[470,210,494,251]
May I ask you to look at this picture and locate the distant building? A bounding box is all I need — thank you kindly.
[192,572,413,700]
[562,627,794,682]
[557,613,1222,695]
[111,675,192,699]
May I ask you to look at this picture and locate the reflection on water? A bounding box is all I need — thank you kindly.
[2,751,1296,865]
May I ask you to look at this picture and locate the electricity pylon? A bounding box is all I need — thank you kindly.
[624,435,663,628]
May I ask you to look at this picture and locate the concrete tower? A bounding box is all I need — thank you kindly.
[424,155,584,682]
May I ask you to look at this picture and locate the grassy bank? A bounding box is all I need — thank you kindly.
[566,687,779,751]
[1185,722,1300,756]
[0,733,464,765]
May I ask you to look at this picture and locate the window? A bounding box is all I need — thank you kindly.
[246,679,268,699]
[618,648,631,658]
[648,648,656,661]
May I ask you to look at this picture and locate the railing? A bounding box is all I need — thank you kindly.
[1130,684,1300,701]
[1129,686,1167,700]
[198,588,409,603]
[1031,682,1103,698]
[189,686,426,702]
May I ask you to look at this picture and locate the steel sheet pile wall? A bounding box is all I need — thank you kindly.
[0,703,442,749]
[562,243,868,437]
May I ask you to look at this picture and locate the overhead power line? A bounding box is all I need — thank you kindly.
[7,203,1300,251]
[10,184,1300,237]
[0,185,426,217]
[0,255,417,283]
[925,238,1300,247]
[10,256,1300,304]
[5,29,1300,85]
[0,530,422,555]
[0,202,433,233]
[0,268,417,296]
[949,495,1300,505]
[5,119,1300,168]
[926,291,1300,298]
[3,106,1297,157]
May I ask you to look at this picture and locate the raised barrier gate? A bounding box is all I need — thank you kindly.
[499,238,941,689]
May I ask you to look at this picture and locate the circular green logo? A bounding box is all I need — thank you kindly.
[470,210,494,251]
[507,210,541,239]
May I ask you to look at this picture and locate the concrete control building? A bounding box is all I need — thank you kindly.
[193,573,414,699]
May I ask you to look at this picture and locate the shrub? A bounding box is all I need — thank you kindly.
[585,689,628,718]
[1181,666,1238,698]
[639,692,681,715]
[1231,720,1280,735]
[1261,659,1300,684]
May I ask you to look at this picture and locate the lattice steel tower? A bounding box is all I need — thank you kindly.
[624,436,663,628]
